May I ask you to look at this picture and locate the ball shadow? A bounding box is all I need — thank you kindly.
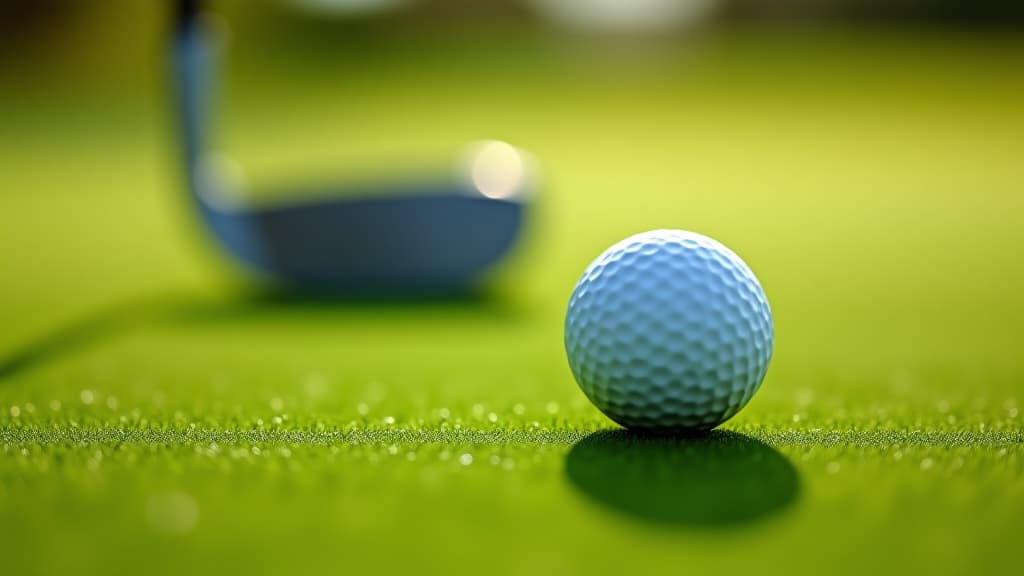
[565,430,800,528]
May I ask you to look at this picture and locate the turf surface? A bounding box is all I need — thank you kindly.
[2,22,1023,575]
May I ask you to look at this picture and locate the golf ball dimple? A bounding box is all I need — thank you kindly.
[565,229,773,432]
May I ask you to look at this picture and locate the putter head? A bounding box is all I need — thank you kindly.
[193,149,532,293]
[174,2,534,294]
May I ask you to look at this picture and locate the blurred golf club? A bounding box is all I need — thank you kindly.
[174,0,535,295]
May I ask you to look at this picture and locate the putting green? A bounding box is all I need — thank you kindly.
[1,24,1022,575]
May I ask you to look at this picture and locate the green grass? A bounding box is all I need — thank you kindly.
[2,25,1023,575]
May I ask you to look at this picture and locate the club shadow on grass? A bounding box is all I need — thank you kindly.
[0,295,189,381]
[0,287,517,380]
[565,430,800,528]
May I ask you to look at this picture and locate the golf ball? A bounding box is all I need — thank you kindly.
[565,229,773,432]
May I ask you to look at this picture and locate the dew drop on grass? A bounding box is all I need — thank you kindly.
[366,382,386,403]
[795,388,814,407]
[303,373,328,398]
[459,453,473,466]
[146,492,199,535]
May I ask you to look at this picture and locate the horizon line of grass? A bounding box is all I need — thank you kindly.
[1,425,1020,448]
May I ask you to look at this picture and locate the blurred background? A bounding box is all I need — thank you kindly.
[2,0,1023,412]
[2,2,1023,575]
[2,0,1023,400]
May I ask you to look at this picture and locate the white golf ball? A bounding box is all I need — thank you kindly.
[565,229,773,432]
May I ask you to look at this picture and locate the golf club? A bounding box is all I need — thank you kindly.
[173,0,533,293]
